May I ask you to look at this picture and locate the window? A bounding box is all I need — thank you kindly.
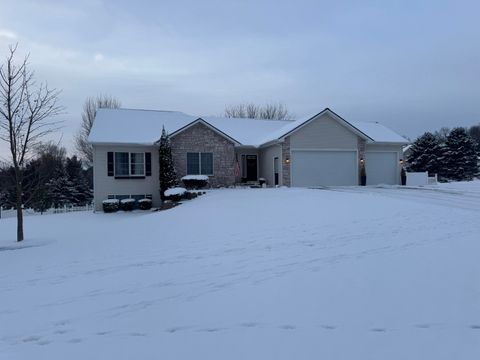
[115,152,129,177]
[130,153,145,176]
[186,152,213,175]
[113,152,145,177]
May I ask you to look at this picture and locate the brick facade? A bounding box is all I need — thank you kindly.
[281,136,291,186]
[171,122,236,187]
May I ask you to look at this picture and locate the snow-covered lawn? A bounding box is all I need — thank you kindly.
[1,183,480,359]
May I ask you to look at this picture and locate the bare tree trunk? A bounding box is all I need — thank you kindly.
[15,168,24,241]
[16,186,23,241]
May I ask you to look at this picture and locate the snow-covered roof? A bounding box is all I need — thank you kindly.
[348,121,408,144]
[88,109,197,145]
[258,108,409,145]
[88,107,408,147]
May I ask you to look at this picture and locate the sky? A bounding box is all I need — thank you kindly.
[0,0,479,158]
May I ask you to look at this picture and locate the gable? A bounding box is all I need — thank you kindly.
[170,121,237,148]
[170,119,240,145]
[289,112,360,149]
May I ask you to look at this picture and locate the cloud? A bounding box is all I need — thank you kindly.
[0,29,17,40]
[93,53,104,62]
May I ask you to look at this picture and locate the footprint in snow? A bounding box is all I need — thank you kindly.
[199,328,224,333]
[165,326,188,333]
[470,325,480,330]
[96,331,111,336]
[130,332,147,337]
[22,336,41,343]
[415,324,431,329]
[370,328,386,332]
[67,338,83,344]
[280,325,296,330]
[321,325,336,330]
[37,340,51,346]
[240,322,258,328]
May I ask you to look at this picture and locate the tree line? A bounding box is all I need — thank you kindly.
[0,143,92,212]
[406,126,480,181]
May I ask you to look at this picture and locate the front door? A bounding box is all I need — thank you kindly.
[246,155,257,181]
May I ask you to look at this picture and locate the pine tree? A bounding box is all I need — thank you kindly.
[159,127,178,199]
[443,127,478,181]
[65,156,93,205]
[406,132,443,177]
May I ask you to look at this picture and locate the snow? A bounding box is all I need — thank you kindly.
[349,120,409,143]
[181,175,209,181]
[88,108,290,146]
[138,198,152,203]
[88,108,407,147]
[258,108,408,145]
[164,187,187,196]
[1,182,480,359]
[102,199,119,204]
[120,198,136,203]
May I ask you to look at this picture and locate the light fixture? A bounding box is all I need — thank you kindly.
[285,157,290,164]
[399,158,404,165]
[360,158,364,164]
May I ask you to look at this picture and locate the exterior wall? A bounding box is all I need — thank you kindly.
[258,144,282,186]
[171,122,236,187]
[358,138,366,184]
[93,144,161,211]
[282,137,291,186]
[289,112,359,149]
[364,143,403,184]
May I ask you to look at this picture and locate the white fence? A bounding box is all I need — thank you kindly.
[406,172,438,186]
[0,204,94,219]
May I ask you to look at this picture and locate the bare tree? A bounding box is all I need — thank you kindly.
[224,102,292,120]
[75,95,121,166]
[0,44,63,241]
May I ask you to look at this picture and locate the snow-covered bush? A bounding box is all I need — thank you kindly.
[102,199,119,213]
[181,175,209,189]
[120,198,135,211]
[164,187,187,202]
[138,198,152,210]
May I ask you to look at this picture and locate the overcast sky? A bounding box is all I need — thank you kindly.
[1,0,479,158]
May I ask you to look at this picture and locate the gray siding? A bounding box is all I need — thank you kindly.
[289,113,359,150]
[364,143,403,184]
[259,144,282,186]
[93,144,160,211]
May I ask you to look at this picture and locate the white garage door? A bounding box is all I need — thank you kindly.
[365,152,398,185]
[291,150,357,187]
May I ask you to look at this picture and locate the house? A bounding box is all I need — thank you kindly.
[88,107,408,210]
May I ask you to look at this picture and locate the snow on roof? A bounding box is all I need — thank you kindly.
[200,116,292,146]
[88,107,408,147]
[88,108,197,145]
[348,121,409,144]
[88,108,292,146]
[258,109,409,145]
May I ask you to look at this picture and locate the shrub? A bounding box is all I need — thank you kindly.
[164,187,187,202]
[181,175,209,189]
[102,199,119,213]
[138,198,152,210]
[120,198,135,211]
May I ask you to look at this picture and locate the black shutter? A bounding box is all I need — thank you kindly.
[107,152,114,176]
[145,152,152,176]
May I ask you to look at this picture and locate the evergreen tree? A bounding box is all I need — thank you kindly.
[65,156,93,205]
[159,127,178,199]
[443,127,478,181]
[406,132,443,177]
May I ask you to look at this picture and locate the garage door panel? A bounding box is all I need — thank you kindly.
[365,152,398,185]
[291,150,357,187]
